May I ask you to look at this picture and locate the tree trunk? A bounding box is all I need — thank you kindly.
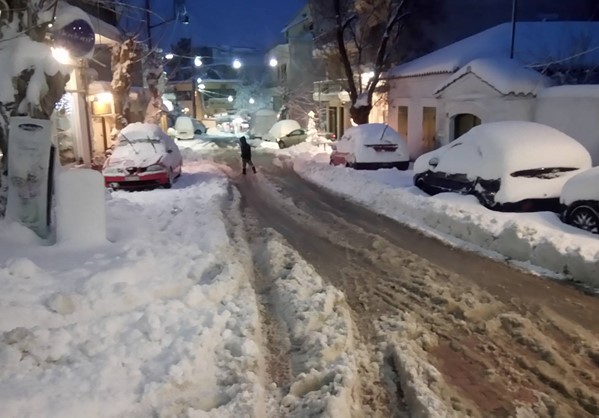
[350,104,372,125]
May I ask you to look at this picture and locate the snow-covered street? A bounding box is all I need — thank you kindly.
[1,139,599,417]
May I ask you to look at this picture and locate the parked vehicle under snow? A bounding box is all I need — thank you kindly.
[414,121,592,212]
[560,166,599,234]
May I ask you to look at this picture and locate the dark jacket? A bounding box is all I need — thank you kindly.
[239,137,252,160]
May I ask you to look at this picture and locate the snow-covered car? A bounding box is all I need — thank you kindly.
[560,167,599,234]
[265,120,302,144]
[103,123,183,190]
[329,123,410,170]
[414,121,592,212]
[174,116,206,140]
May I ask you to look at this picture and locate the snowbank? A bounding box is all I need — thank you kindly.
[0,162,265,417]
[293,161,599,288]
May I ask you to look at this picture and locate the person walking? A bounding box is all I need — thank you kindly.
[239,136,256,175]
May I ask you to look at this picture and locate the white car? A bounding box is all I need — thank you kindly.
[103,123,183,190]
[414,121,592,212]
[560,166,599,234]
[174,116,207,140]
[330,123,410,170]
[264,119,302,145]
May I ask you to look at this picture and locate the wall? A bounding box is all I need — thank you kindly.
[535,91,599,164]
[387,74,447,158]
[436,73,536,145]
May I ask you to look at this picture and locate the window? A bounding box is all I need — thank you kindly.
[422,107,436,151]
[279,64,287,82]
[397,106,408,138]
[453,113,481,139]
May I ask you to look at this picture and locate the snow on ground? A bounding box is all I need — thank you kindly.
[254,229,361,417]
[263,142,599,288]
[0,161,266,417]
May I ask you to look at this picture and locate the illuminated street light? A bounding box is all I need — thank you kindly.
[194,56,203,67]
[196,77,202,84]
[228,96,234,102]
[198,83,206,90]
[269,58,278,67]
[165,53,174,60]
[51,47,70,64]
[249,98,255,104]
[232,59,242,69]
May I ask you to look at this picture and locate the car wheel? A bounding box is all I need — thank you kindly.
[568,204,599,234]
[278,140,286,149]
[164,169,174,189]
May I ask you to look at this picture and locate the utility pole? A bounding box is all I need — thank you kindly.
[145,0,152,50]
[510,0,517,59]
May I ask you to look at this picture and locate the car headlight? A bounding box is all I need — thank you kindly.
[146,164,165,172]
[103,168,122,175]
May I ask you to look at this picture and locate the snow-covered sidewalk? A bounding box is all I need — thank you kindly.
[0,162,265,417]
[270,144,599,288]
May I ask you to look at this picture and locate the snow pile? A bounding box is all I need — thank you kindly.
[255,230,361,417]
[293,161,599,287]
[0,161,266,417]
[434,58,550,96]
[378,315,456,417]
[55,169,107,248]
[414,121,592,203]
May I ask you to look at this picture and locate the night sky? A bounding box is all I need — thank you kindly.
[149,0,305,51]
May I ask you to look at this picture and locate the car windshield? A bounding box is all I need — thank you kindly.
[112,136,165,158]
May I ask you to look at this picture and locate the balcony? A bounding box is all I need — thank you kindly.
[313,79,350,102]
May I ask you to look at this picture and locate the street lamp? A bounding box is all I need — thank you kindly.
[194,56,203,67]
[165,53,174,60]
[249,98,255,104]
[232,59,242,69]
[269,58,278,67]
[228,96,234,102]
[198,83,206,90]
[196,77,202,84]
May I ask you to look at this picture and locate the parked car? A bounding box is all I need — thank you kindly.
[414,121,592,212]
[329,123,410,170]
[278,129,308,148]
[103,123,183,190]
[174,116,206,140]
[265,119,302,144]
[560,166,599,233]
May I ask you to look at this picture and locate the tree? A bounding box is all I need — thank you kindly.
[310,0,440,124]
[143,50,168,124]
[111,37,137,131]
[233,81,272,113]
[0,0,73,217]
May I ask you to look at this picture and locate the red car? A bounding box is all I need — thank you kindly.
[103,123,183,190]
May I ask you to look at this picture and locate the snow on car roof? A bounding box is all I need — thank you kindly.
[561,166,599,206]
[342,123,405,145]
[119,123,168,141]
[427,122,591,179]
[269,120,301,138]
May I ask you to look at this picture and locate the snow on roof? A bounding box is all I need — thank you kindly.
[538,84,599,99]
[434,58,551,96]
[391,22,599,78]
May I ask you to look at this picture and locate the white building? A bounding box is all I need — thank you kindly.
[387,21,599,160]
